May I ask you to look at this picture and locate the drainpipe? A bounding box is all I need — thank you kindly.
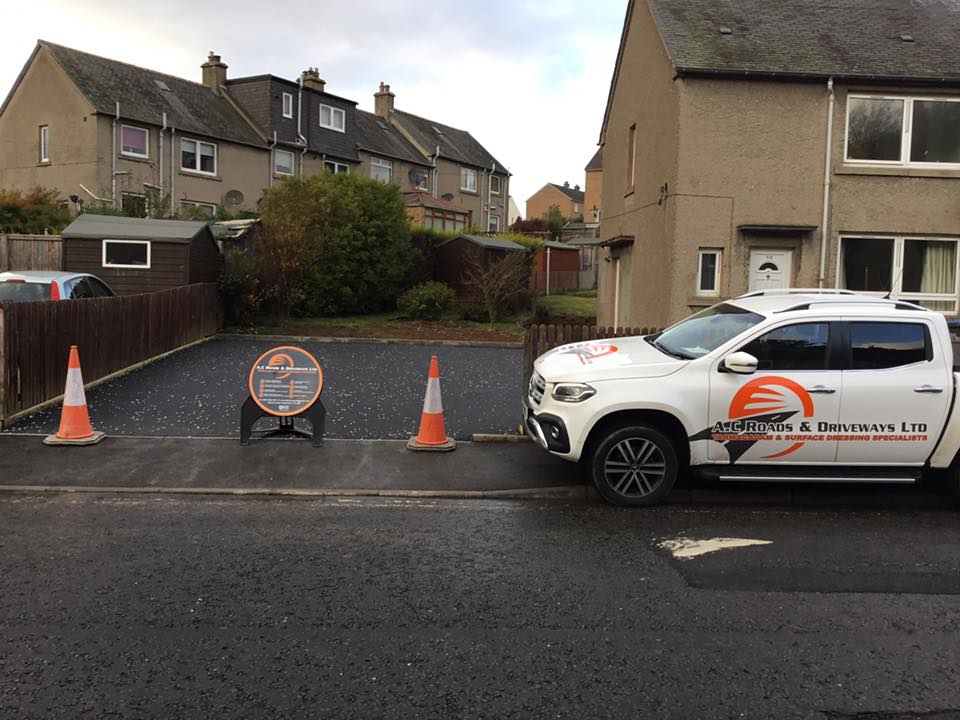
[112,101,119,207]
[818,77,835,287]
[488,161,497,231]
[159,112,167,203]
[269,131,277,187]
[546,245,552,296]
[170,127,176,210]
[613,257,621,329]
[480,167,488,231]
[430,145,440,197]
[297,76,307,175]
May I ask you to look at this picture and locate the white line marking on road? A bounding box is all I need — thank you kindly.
[659,536,772,559]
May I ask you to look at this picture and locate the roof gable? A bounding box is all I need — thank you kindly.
[39,41,264,147]
[548,183,585,203]
[62,214,211,243]
[585,148,603,172]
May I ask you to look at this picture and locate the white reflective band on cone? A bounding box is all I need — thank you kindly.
[63,367,87,407]
[422,377,443,414]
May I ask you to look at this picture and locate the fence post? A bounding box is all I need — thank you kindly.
[0,234,7,272]
[0,306,5,425]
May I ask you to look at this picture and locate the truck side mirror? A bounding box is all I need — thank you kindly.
[722,351,758,374]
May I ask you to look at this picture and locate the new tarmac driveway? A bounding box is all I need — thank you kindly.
[5,336,523,440]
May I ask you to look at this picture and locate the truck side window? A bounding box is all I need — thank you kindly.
[850,322,928,370]
[740,323,829,371]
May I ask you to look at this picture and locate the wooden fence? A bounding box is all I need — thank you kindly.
[0,234,62,271]
[0,283,219,424]
[523,323,662,388]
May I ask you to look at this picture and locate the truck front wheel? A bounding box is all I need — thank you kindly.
[589,424,678,507]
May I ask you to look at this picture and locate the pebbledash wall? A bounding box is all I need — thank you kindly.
[597,0,960,329]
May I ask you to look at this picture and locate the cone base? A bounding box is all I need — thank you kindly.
[406,436,456,452]
[43,431,106,446]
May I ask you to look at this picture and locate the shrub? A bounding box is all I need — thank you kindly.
[219,250,263,327]
[407,227,457,288]
[0,187,71,233]
[397,281,456,320]
[457,301,490,323]
[461,250,534,323]
[259,172,411,318]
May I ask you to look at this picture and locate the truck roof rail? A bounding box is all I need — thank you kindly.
[773,298,928,313]
[738,288,857,298]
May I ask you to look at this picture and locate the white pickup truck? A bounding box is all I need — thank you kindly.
[524,289,960,506]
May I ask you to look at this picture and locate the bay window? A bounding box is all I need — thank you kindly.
[846,95,960,167]
[839,235,960,313]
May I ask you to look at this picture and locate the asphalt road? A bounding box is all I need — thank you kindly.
[4,337,523,440]
[2,494,959,718]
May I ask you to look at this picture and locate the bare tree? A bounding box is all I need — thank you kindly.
[461,250,532,323]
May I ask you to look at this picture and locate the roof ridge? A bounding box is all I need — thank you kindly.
[40,40,210,91]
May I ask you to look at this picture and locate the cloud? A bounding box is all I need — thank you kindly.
[1,0,626,213]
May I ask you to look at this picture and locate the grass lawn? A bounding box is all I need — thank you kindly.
[535,291,597,320]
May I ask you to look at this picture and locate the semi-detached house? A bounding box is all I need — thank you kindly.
[598,0,960,329]
[0,43,510,230]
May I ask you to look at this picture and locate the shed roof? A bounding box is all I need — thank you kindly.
[62,214,210,243]
[440,234,527,252]
[35,42,264,146]
[544,241,578,251]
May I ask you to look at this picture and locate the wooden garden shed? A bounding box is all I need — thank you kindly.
[61,215,221,295]
[435,234,528,296]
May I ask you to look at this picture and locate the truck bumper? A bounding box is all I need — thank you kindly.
[523,401,572,456]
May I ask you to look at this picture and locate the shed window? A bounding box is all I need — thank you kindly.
[121,125,149,158]
[103,239,151,269]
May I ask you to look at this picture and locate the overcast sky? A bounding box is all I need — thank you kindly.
[2,0,626,214]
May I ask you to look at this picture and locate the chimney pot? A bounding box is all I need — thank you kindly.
[563,181,570,188]
[575,184,581,191]
[301,68,326,93]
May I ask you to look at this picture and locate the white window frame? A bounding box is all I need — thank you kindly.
[696,249,722,297]
[488,214,501,232]
[120,124,149,159]
[490,175,501,195]
[282,92,293,119]
[39,125,50,163]
[274,149,295,176]
[180,200,217,216]
[460,167,477,193]
[836,234,960,314]
[180,137,217,175]
[102,239,151,269]
[324,160,349,174]
[370,157,392,183]
[319,104,345,132]
[844,94,960,169]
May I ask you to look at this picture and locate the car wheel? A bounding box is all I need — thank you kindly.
[590,424,678,507]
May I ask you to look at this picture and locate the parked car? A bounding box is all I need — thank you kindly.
[0,271,116,302]
[525,289,960,506]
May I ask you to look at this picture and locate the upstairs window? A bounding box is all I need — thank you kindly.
[319,104,345,132]
[121,125,149,158]
[371,157,392,183]
[39,125,49,163]
[846,95,960,167]
[490,175,501,195]
[282,92,293,119]
[460,167,477,193]
[274,149,294,176]
[626,123,637,189]
[181,138,217,175]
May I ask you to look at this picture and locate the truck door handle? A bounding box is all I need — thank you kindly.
[805,385,836,394]
[914,385,944,394]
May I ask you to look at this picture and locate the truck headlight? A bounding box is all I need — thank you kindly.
[552,383,596,403]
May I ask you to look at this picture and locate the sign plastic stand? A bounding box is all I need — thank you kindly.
[240,346,326,447]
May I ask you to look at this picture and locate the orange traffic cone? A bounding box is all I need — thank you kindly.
[407,355,456,452]
[43,345,106,446]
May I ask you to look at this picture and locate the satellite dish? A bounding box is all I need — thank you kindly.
[408,168,428,189]
[441,193,454,202]
[223,189,245,207]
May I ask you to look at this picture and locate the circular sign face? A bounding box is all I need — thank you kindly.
[248,346,324,417]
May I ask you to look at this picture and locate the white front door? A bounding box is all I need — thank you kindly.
[749,250,792,291]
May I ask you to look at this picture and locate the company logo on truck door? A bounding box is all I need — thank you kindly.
[690,375,929,462]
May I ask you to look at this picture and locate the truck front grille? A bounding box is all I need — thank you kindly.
[529,372,546,406]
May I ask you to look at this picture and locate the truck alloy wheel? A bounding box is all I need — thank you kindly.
[591,425,678,507]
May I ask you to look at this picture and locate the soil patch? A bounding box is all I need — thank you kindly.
[242,320,523,344]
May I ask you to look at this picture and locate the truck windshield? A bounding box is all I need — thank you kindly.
[650,303,764,359]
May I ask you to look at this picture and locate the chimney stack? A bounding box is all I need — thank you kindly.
[301,68,326,93]
[574,184,581,191]
[201,52,228,93]
[563,181,570,188]
[375,82,395,118]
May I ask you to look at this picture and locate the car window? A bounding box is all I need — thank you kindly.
[850,322,928,370]
[740,323,830,371]
[70,279,94,299]
[0,282,51,302]
[653,303,764,359]
[87,277,114,297]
